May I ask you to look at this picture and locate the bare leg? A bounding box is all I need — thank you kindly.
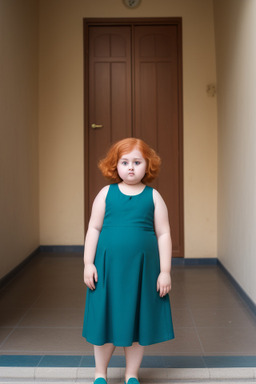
[124,343,144,382]
[94,343,116,380]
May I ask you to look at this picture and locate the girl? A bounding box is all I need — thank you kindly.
[83,138,174,384]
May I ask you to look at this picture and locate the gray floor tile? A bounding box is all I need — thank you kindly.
[0,328,13,345]
[191,307,256,328]
[187,290,245,309]
[172,309,194,328]
[0,288,40,309]
[0,308,27,327]
[1,328,90,354]
[19,308,84,327]
[32,290,86,309]
[145,328,203,355]
[0,254,256,358]
[169,293,189,308]
[197,326,256,355]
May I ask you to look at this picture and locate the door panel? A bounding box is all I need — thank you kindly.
[85,20,184,257]
[88,26,132,202]
[134,26,183,257]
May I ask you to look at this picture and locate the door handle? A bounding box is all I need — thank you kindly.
[91,123,103,129]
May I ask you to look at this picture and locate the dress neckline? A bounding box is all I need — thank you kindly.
[117,183,147,197]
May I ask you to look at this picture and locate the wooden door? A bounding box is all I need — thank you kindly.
[86,26,132,201]
[84,19,184,257]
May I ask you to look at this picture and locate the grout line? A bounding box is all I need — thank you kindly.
[0,294,47,351]
[78,355,84,368]
[0,328,16,350]
[186,299,207,361]
[37,355,44,367]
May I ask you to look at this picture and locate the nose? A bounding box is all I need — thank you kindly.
[129,162,134,170]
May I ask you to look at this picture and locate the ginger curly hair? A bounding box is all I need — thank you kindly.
[98,138,161,183]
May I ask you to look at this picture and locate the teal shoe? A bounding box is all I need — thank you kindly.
[124,378,140,384]
[94,378,107,384]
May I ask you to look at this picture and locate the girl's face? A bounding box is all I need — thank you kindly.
[117,147,147,185]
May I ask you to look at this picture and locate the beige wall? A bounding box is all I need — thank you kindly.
[0,0,39,279]
[214,0,256,304]
[2,0,255,306]
[39,0,218,258]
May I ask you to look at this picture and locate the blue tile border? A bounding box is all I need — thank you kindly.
[0,355,43,367]
[108,355,207,368]
[0,355,256,368]
[80,355,95,367]
[204,356,256,368]
[39,355,83,367]
[141,356,207,368]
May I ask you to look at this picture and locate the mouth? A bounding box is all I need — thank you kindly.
[128,172,135,176]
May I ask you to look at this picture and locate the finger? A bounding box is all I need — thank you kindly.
[86,278,93,290]
[90,277,95,290]
[164,286,169,295]
[156,280,159,292]
[94,269,98,283]
[88,283,93,290]
[160,286,168,297]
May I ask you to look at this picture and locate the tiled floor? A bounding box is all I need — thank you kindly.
[0,253,256,367]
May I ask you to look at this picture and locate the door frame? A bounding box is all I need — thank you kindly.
[83,18,184,257]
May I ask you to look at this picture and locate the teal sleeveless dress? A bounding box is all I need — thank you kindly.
[83,183,174,346]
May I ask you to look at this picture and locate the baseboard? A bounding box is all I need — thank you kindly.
[39,245,84,253]
[217,260,256,317]
[172,257,218,266]
[0,247,40,290]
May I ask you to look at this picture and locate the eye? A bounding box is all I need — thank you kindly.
[134,161,141,166]
[121,161,128,165]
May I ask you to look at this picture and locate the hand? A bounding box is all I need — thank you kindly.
[84,263,98,290]
[157,272,171,297]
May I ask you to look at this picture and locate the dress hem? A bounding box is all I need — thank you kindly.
[82,334,175,348]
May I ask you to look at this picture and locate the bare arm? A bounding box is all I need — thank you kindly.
[153,189,172,297]
[83,185,109,289]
